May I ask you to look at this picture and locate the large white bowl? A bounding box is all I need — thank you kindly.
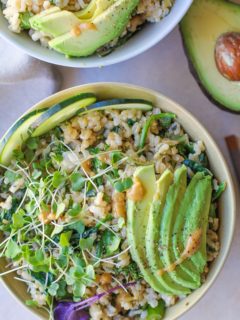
[0,0,192,67]
[0,83,236,320]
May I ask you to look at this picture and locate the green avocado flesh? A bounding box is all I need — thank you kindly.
[181,0,240,112]
[127,165,165,293]
[127,165,212,295]
[49,0,139,57]
[159,166,200,290]
[75,0,115,20]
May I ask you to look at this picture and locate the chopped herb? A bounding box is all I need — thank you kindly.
[19,12,32,30]
[127,119,136,126]
[87,147,100,155]
[110,151,123,164]
[112,126,120,133]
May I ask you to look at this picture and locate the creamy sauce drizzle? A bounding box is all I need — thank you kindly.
[127,177,145,202]
[158,228,202,276]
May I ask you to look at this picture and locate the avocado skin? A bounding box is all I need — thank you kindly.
[180,34,240,115]
[49,0,140,57]
[180,0,240,114]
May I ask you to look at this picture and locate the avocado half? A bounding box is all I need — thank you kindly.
[181,0,240,113]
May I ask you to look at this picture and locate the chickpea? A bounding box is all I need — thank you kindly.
[99,273,112,285]
[112,191,126,219]
[81,159,92,175]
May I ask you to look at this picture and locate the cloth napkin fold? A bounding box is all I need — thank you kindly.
[0,38,61,136]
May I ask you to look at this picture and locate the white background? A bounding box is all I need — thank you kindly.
[0,27,239,319]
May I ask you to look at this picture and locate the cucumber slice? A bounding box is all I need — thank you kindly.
[83,98,153,113]
[0,109,46,165]
[31,93,96,137]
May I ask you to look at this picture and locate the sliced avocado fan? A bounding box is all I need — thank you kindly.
[181,0,240,113]
[159,166,200,290]
[127,165,165,294]
[127,165,190,295]
[30,0,139,57]
[172,172,205,284]
[183,175,212,272]
[49,0,139,57]
[75,0,115,20]
[127,165,212,296]
[30,0,115,38]
[146,169,191,295]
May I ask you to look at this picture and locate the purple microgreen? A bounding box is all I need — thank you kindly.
[54,282,136,320]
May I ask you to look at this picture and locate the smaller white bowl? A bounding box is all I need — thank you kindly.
[0,0,193,68]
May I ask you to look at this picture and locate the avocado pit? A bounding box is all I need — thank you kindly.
[215,32,240,81]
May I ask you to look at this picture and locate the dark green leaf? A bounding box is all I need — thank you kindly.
[60,231,72,247]
[68,221,85,235]
[127,119,136,126]
[70,172,85,192]
[5,239,21,259]
[67,203,81,217]
[110,151,123,164]
[183,159,212,176]
[52,172,65,188]
[212,182,226,202]
[26,137,39,150]
[87,147,100,155]
[12,211,25,230]
[19,12,32,30]
[102,230,121,256]
[114,178,133,192]
[79,237,94,250]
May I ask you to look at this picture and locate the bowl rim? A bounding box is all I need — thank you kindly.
[0,82,236,320]
[0,0,193,68]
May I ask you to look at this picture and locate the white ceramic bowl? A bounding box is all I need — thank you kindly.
[0,0,193,67]
[0,83,236,320]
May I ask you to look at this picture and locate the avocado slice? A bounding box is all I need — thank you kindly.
[181,0,240,113]
[127,166,190,295]
[146,169,191,294]
[159,166,199,290]
[30,0,115,38]
[184,176,212,273]
[127,165,178,294]
[49,0,139,57]
[172,172,205,285]
[75,0,115,20]
[30,11,80,38]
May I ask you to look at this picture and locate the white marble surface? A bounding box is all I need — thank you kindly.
[0,27,239,319]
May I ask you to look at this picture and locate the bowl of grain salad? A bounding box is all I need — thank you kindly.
[0,83,235,320]
[0,0,193,67]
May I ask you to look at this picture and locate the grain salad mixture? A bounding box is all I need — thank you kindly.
[0,0,174,57]
[0,102,224,320]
